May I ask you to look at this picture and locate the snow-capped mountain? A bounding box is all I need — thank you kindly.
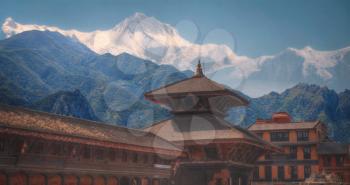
[2,13,350,97]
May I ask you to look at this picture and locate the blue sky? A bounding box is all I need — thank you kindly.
[1,0,350,57]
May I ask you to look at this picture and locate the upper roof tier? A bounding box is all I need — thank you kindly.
[144,61,248,114]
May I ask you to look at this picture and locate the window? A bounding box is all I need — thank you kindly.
[204,146,219,160]
[83,146,91,159]
[304,165,311,179]
[51,142,62,156]
[290,146,297,159]
[256,133,263,138]
[153,155,159,164]
[303,146,311,159]
[278,166,284,180]
[0,137,6,152]
[32,141,44,154]
[143,154,148,163]
[109,149,116,161]
[132,153,138,163]
[253,167,259,180]
[325,156,331,166]
[122,150,128,162]
[270,132,289,142]
[95,148,104,160]
[265,166,272,181]
[290,166,298,180]
[336,156,344,166]
[265,152,271,160]
[297,131,309,141]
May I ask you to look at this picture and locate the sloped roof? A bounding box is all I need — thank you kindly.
[0,104,181,153]
[144,76,248,107]
[144,113,278,151]
[248,121,320,131]
[317,142,349,155]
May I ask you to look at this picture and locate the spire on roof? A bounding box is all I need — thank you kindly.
[194,60,204,77]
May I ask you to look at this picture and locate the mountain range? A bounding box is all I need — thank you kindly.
[3,13,350,97]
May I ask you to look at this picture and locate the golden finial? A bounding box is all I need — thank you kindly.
[194,60,204,77]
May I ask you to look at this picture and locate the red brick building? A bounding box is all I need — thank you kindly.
[248,112,328,185]
[317,142,350,184]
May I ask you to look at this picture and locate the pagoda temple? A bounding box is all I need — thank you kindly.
[144,61,279,185]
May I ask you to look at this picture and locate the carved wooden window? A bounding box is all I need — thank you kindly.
[153,155,158,164]
[304,165,311,178]
[265,166,272,181]
[0,137,5,152]
[109,149,116,161]
[95,148,104,160]
[32,141,44,154]
[132,153,138,163]
[83,146,91,159]
[278,166,284,180]
[204,146,218,160]
[122,150,128,162]
[303,146,311,159]
[270,132,289,142]
[51,142,62,156]
[253,167,259,180]
[290,166,298,180]
[336,155,344,166]
[290,146,297,159]
[297,130,309,141]
[143,154,148,163]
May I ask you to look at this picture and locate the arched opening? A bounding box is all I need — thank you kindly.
[29,174,45,185]
[64,175,78,185]
[80,175,93,185]
[10,172,27,185]
[95,176,106,185]
[120,177,130,185]
[48,175,62,185]
[107,176,118,185]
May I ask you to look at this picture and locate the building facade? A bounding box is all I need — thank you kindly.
[248,112,328,185]
[0,62,278,185]
[317,142,350,184]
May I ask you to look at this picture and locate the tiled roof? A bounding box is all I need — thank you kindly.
[0,104,181,152]
[144,76,248,105]
[248,121,320,131]
[317,142,349,155]
[144,113,277,150]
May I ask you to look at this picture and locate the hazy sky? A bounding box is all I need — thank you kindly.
[1,0,349,57]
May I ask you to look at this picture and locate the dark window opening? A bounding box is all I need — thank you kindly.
[270,132,289,142]
[133,153,138,163]
[153,155,158,164]
[290,166,298,180]
[265,166,272,181]
[32,141,44,154]
[253,167,259,180]
[51,142,62,156]
[278,166,284,180]
[109,149,116,161]
[204,146,219,160]
[95,148,104,160]
[83,146,91,159]
[0,137,6,152]
[290,146,297,159]
[304,165,311,179]
[265,152,271,160]
[303,146,311,159]
[122,150,128,162]
[325,156,332,166]
[297,131,309,141]
[143,154,148,163]
[336,156,344,166]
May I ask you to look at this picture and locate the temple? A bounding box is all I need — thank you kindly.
[144,61,279,185]
[0,61,279,185]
